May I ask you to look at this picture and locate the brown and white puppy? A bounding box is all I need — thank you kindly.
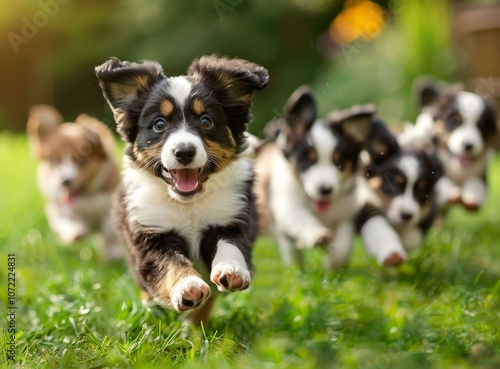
[356,119,443,266]
[399,80,498,211]
[27,105,121,259]
[95,55,269,326]
[254,86,374,269]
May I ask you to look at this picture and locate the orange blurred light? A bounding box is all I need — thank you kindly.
[329,0,386,45]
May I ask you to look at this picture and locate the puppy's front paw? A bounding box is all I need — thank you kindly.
[297,227,333,249]
[211,262,251,292]
[171,276,210,312]
[58,226,87,244]
[461,193,483,211]
[382,251,407,266]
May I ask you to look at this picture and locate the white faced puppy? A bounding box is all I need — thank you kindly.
[357,119,443,266]
[255,86,374,269]
[95,55,269,326]
[406,80,498,211]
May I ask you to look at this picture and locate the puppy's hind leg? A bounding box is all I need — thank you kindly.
[325,221,354,270]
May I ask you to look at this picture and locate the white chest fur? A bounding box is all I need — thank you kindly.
[122,157,252,260]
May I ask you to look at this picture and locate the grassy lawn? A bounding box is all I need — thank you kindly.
[1,133,500,369]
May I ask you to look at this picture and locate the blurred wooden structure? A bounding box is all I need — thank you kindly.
[452,1,500,110]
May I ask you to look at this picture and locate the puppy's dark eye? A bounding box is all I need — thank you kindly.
[49,156,59,165]
[75,157,87,167]
[153,118,167,132]
[200,115,214,129]
[445,113,461,130]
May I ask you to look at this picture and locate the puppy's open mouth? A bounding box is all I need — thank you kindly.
[159,166,209,196]
[312,199,332,214]
[455,154,477,167]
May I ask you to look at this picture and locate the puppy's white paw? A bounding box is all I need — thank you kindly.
[211,262,251,292]
[58,225,87,244]
[380,250,408,266]
[461,192,483,211]
[171,276,210,312]
[296,227,333,249]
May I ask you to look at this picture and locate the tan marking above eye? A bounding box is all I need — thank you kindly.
[193,98,205,116]
[332,150,340,164]
[160,100,174,117]
[369,177,382,190]
[394,174,405,185]
[416,180,427,191]
[309,148,317,162]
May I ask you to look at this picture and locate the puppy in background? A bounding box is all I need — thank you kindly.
[399,79,498,211]
[95,55,269,326]
[357,119,443,266]
[27,105,121,259]
[255,86,375,269]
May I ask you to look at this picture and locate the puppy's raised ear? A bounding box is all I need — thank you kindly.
[365,118,400,165]
[26,105,63,158]
[95,57,165,142]
[187,55,269,100]
[275,85,317,154]
[76,114,116,159]
[415,78,441,108]
[187,55,269,149]
[423,148,444,186]
[328,104,375,142]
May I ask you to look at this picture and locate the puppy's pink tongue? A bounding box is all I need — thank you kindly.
[313,200,331,214]
[175,169,199,193]
[458,155,474,167]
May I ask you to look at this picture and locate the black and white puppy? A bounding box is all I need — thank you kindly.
[357,120,443,266]
[95,55,269,325]
[400,80,498,210]
[255,86,374,269]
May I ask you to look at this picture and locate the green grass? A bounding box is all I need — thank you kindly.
[1,133,500,368]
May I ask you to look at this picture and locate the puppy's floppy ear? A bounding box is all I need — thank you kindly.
[328,104,375,142]
[75,114,116,158]
[26,105,63,158]
[423,148,444,186]
[275,85,317,154]
[95,57,165,141]
[415,77,441,108]
[365,118,400,165]
[187,55,269,101]
[187,55,269,149]
[95,57,165,110]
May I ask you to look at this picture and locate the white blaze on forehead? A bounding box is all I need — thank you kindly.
[167,76,192,107]
[398,155,419,186]
[300,122,341,201]
[310,122,337,162]
[456,92,484,125]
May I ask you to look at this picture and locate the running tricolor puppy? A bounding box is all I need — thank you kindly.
[400,80,498,211]
[357,119,443,266]
[95,55,269,325]
[255,86,374,269]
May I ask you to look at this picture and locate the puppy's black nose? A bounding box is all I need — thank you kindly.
[319,185,333,196]
[400,211,413,221]
[174,145,196,165]
[62,179,72,187]
[464,143,474,152]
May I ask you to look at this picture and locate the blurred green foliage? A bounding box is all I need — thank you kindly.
[1,0,463,133]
